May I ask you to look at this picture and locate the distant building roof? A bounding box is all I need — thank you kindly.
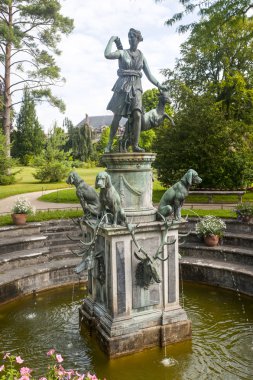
[76,114,127,130]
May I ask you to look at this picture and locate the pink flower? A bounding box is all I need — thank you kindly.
[56,354,63,363]
[86,374,98,380]
[19,376,30,380]
[39,378,47,380]
[46,349,55,356]
[0,365,5,371]
[76,373,84,380]
[3,353,10,359]
[16,356,24,364]
[20,367,32,376]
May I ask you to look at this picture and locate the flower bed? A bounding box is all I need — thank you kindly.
[0,350,103,380]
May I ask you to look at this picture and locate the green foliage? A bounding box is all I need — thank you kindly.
[11,197,35,215]
[154,92,253,189]
[164,0,253,32]
[195,215,226,237]
[0,130,17,184]
[33,124,71,182]
[234,202,253,218]
[11,87,46,164]
[157,10,253,190]
[0,351,101,380]
[64,118,95,162]
[0,0,74,155]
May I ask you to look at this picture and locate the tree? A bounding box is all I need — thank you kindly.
[155,10,253,189]
[11,87,45,164]
[163,0,253,33]
[0,0,74,156]
[0,129,16,184]
[154,92,253,189]
[163,17,253,120]
[65,118,95,162]
[33,123,71,182]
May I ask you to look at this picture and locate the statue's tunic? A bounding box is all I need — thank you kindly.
[106,49,144,117]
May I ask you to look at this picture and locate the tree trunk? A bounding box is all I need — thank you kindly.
[3,3,12,158]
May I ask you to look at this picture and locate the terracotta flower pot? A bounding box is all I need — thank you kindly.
[204,234,219,247]
[11,213,27,225]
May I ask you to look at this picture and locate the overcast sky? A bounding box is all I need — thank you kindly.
[28,0,193,132]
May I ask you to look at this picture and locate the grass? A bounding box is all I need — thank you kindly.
[0,166,103,200]
[0,209,84,226]
[40,185,253,205]
[0,207,237,227]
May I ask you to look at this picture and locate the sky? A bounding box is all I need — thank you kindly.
[29,0,192,132]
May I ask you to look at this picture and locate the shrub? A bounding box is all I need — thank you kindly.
[34,160,71,182]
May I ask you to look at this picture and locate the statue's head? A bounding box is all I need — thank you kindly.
[128,28,143,48]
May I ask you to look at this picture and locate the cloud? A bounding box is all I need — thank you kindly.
[25,0,191,131]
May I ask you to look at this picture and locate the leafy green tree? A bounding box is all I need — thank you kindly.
[0,0,74,156]
[33,124,71,182]
[164,0,253,33]
[156,9,253,189]
[163,17,253,123]
[65,118,94,162]
[154,92,253,189]
[11,87,45,164]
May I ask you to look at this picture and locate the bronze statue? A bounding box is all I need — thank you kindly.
[104,28,167,153]
[121,90,174,151]
[66,171,101,217]
[95,171,126,227]
[158,169,202,220]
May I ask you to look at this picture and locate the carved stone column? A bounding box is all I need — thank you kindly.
[103,153,156,222]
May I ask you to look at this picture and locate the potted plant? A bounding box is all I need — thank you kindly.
[195,215,226,246]
[11,197,35,225]
[234,202,253,223]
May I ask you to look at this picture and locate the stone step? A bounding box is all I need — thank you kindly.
[40,223,81,234]
[180,257,253,296]
[46,230,82,241]
[48,244,81,260]
[180,242,253,266]
[0,257,87,303]
[0,243,80,271]
[180,218,253,235]
[46,237,78,247]
[0,235,47,254]
[0,223,42,239]
[223,232,253,248]
[181,230,253,249]
[0,247,50,271]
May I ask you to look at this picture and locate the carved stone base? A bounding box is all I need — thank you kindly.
[79,221,192,358]
[80,300,191,358]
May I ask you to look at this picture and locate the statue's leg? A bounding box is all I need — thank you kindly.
[132,110,145,152]
[105,114,121,153]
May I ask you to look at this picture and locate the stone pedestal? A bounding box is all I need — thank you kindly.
[80,153,191,357]
[103,153,157,222]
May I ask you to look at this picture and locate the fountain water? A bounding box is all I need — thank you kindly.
[0,283,252,379]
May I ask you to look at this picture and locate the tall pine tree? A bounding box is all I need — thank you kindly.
[12,87,45,165]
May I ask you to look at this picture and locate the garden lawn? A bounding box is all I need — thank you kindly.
[0,208,237,226]
[0,166,103,200]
